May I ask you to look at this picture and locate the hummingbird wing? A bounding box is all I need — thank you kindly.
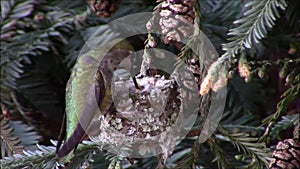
[56,55,105,158]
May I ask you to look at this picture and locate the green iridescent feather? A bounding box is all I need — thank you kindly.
[63,39,135,150]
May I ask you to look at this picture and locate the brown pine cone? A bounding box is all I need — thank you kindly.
[158,0,195,44]
[269,139,300,169]
[88,0,121,17]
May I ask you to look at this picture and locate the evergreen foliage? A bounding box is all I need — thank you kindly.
[1,0,299,168]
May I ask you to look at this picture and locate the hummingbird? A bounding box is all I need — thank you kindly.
[56,39,135,160]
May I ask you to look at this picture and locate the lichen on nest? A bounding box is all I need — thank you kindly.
[90,70,183,156]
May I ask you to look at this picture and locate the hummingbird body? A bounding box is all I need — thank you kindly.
[56,40,134,159]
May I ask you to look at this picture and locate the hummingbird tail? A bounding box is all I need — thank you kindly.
[56,124,85,158]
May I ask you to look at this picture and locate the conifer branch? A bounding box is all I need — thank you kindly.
[218,126,272,168]
[0,115,24,157]
[200,0,288,95]
[260,81,300,142]
[0,141,99,169]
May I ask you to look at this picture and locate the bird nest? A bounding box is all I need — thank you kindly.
[91,72,183,157]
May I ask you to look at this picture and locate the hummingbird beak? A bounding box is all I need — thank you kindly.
[132,76,143,90]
